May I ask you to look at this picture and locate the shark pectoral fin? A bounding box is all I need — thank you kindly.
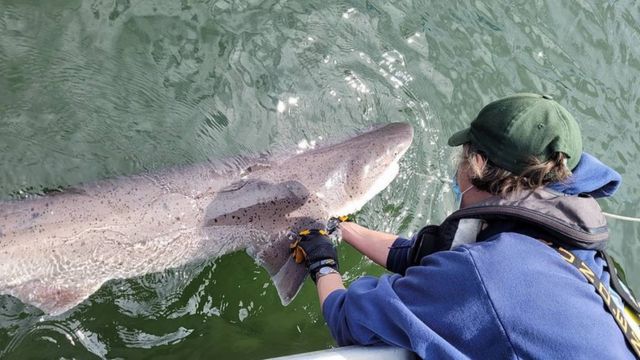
[247,233,308,306]
[206,179,310,227]
[5,278,104,316]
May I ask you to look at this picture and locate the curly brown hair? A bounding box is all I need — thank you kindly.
[458,144,572,197]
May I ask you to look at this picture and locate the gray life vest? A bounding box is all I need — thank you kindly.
[410,187,607,262]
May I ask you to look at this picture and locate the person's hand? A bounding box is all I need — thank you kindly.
[290,230,338,283]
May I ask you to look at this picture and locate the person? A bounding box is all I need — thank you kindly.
[295,93,640,359]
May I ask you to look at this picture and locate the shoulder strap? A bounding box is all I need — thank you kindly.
[409,225,445,266]
[602,251,640,314]
[555,246,640,358]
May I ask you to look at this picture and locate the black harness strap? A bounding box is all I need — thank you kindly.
[556,246,640,358]
[602,251,640,314]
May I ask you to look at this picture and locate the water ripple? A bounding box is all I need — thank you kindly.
[1,0,640,358]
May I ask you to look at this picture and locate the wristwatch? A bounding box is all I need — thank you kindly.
[315,266,340,280]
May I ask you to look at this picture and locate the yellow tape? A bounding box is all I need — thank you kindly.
[625,306,640,328]
[298,229,328,236]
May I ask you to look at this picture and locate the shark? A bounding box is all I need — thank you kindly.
[0,122,414,315]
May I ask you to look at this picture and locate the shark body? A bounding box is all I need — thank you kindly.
[0,123,413,315]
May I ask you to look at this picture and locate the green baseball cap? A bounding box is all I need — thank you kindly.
[448,93,582,174]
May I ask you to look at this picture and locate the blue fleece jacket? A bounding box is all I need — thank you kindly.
[322,153,636,359]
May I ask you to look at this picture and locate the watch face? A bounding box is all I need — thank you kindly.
[319,267,336,275]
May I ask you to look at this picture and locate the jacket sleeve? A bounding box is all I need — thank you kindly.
[321,246,513,359]
[385,237,413,274]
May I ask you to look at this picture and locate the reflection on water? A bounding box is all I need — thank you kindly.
[1,0,639,358]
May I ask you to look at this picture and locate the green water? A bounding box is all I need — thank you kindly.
[1,0,639,358]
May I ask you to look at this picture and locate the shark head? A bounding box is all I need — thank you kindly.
[203,122,414,306]
[285,122,414,217]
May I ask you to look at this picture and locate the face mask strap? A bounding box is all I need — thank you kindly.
[460,184,474,197]
[456,184,474,208]
[453,170,474,208]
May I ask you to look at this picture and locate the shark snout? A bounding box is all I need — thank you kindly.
[380,121,413,143]
[384,122,414,140]
[377,122,414,158]
[350,122,414,170]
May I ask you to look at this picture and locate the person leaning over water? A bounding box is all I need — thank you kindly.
[295,93,640,359]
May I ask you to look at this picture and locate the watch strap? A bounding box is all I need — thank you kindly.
[309,259,339,283]
[314,267,340,282]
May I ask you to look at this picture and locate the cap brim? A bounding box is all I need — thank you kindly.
[447,128,471,146]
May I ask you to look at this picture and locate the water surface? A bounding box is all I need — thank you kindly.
[1,0,639,358]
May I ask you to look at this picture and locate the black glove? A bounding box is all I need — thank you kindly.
[290,230,338,283]
[326,215,351,234]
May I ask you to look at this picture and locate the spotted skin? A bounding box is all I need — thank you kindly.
[0,123,413,315]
